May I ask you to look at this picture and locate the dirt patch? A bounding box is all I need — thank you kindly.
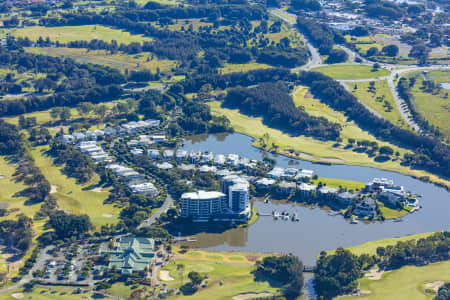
[0,203,9,209]
[50,185,57,194]
[425,281,445,292]
[233,292,272,300]
[102,214,113,218]
[11,293,24,299]
[365,268,388,280]
[297,152,344,164]
[0,175,4,179]
[159,270,174,281]
[92,187,103,192]
[245,255,258,262]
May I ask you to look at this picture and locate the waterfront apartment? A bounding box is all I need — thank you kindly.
[180,191,226,221]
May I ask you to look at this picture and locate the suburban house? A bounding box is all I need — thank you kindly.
[380,186,407,206]
[255,178,276,190]
[295,169,314,179]
[147,149,160,160]
[354,197,377,217]
[267,167,284,179]
[282,168,298,178]
[337,191,358,206]
[297,183,317,199]
[100,237,155,275]
[318,186,338,201]
[277,181,297,195]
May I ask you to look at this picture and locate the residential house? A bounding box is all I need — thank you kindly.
[296,169,314,179]
[147,149,160,160]
[354,197,377,217]
[282,168,298,178]
[277,181,296,195]
[297,183,316,199]
[58,134,75,144]
[255,178,275,190]
[336,191,358,206]
[175,149,188,162]
[380,186,406,207]
[318,186,338,200]
[214,154,226,165]
[129,182,158,196]
[163,149,174,160]
[130,148,143,157]
[267,167,284,179]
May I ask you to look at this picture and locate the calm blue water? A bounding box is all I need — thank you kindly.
[182,133,450,265]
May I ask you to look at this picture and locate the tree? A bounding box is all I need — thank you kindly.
[409,43,430,64]
[381,44,399,57]
[366,47,379,57]
[60,107,71,122]
[50,107,62,120]
[95,105,108,120]
[77,102,95,116]
[188,271,203,287]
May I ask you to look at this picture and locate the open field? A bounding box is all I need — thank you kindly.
[12,25,152,44]
[0,157,41,219]
[340,261,450,300]
[160,258,279,300]
[26,47,177,74]
[407,71,450,140]
[219,63,273,74]
[342,232,439,256]
[207,86,450,188]
[311,65,390,80]
[351,80,409,129]
[173,246,273,264]
[377,201,409,219]
[5,285,113,300]
[29,145,120,227]
[311,177,366,191]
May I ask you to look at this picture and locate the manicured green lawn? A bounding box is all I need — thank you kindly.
[161,259,279,300]
[351,80,409,130]
[407,71,450,140]
[377,201,409,220]
[340,261,450,300]
[5,286,113,300]
[311,65,390,80]
[207,88,449,189]
[311,177,366,191]
[13,25,152,43]
[29,145,120,227]
[342,232,439,256]
[0,157,41,219]
[26,47,177,73]
[219,62,273,74]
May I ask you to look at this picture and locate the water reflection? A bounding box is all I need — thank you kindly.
[181,133,450,265]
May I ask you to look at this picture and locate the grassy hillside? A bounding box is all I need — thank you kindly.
[340,261,450,300]
[311,65,390,80]
[13,25,152,44]
[350,80,409,130]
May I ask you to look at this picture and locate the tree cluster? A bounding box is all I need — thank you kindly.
[298,71,450,178]
[225,82,341,140]
[257,255,304,298]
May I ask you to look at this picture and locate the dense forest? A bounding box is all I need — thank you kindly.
[224,82,341,140]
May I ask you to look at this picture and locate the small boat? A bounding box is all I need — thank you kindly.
[264,198,269,203]
[393,218,403,223]
[283,215,289,221]
[350,218,359,224]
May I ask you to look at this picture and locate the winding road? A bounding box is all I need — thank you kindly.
[269,8,450,133]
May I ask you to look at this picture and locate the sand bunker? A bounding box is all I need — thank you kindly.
[92,187,103,192]
[233,292,272,300]
[0,175,5,179]
[160,270,174,281]
[425,281,445,292]
[50,185,57,194]
[366,268,388,280]
[102,214,113,218]
[11,293,24,299]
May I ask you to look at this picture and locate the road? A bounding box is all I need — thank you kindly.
[0,246,53,294]
[138,193,174,229]
[270,8,450,133]
[269,9,322,70]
